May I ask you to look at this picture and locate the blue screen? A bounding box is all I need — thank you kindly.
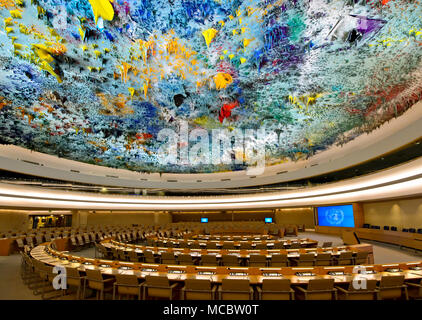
[265,217,273,223]
[317,205,355,227]
[201,218,208,223]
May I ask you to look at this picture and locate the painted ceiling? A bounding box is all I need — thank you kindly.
[0,0,421,173]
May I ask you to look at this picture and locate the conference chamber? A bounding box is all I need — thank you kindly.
[0,0,421,307]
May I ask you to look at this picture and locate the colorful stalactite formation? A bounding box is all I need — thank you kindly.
[0,0,421,173]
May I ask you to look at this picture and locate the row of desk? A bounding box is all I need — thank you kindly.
[356,228,422,251]
[30,243,422,286]
[103,239,365,261]
[146,236,318,249]
[189,234,274,241]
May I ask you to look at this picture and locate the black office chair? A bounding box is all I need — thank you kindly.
[384,226,390,230]
[409,228,416,233]
[391,226,398,231]
[402,229,409,232]
[417,229,422,234]
[363,224,370,229]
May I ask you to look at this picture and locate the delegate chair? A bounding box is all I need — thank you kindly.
[285,226,297,236]
[190,242,201,249]
[218,279,254,300]
[83,269,115,300]
[16,238,25,252]
[143,250,157,263]
[178,254,195,265]
[160,252,177,265]
[143,275,178,300]
[315,253,332,266]
[248,254,267,267]
[320,242,332,248]
[336,279,378,300]
[334,252,354,265]
[353,251,369,265]
[257,279,295,300]
[206,242,217,249]
[31,259,48,295]
[269,254,289,267]
[76,235,86,248]
[111,247,119,259]
[292,253,315,266]
[83,234,92,247]
[178,241,189,248]
[65,267,86,299]
[113,274,143,300]
[25,236,34,249]
[240,242,253,249]
[222,242,235,249]
[377,275,408,300]
[182,279,217,300]
[34,263,62,299]
[35,235,44,246]
[406,279,422,299]
[118,250,128,262]
[20,252,37,285]
[70,236,82,251]
[131,231,138,242]
[295,279,337,300]
[221,254,239,266]
[201,254,218,266]
[272,242,284,249]
[128,250,142,263]
[255,243,267,250]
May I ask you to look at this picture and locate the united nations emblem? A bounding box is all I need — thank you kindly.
[325,207,345,225]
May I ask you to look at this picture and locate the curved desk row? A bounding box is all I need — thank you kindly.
[356,228,422,251]
[30,243,421,286]
[188,234,275,241]
[0,226,183,256]
[102,239,373,266]
[146,236,319,249]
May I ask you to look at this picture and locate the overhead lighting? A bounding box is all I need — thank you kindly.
[0,156,422,209]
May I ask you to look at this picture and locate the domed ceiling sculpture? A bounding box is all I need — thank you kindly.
[0,0,421,173]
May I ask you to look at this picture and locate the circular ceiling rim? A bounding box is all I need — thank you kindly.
[0,100,421,190]
[0,154,422,210]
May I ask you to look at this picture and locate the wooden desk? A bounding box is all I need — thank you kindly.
[147,236,318,249]
[30,243,421,287]
[209,229,269,235]
[356,228,422,251]
[192,234,273,241]
[104,240,371,263]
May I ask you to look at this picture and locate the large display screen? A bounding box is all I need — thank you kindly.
[317,205,355,228]
[265,217,273,223]
[201,218,208,223]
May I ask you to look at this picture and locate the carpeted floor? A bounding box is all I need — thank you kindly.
[0,254,41,300]
[1,231,421,299]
